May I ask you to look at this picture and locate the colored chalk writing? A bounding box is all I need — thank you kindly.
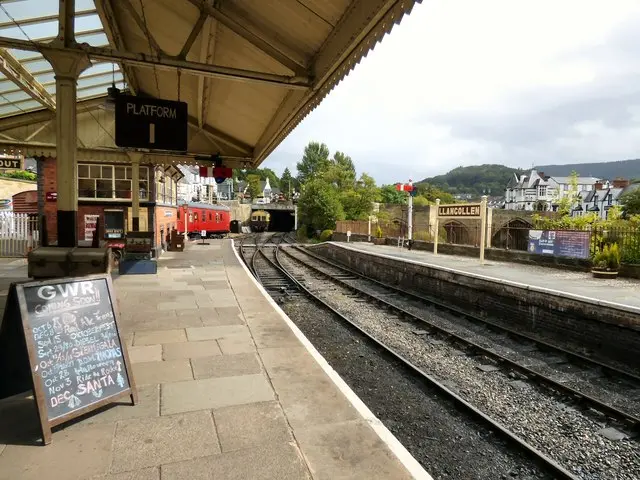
[22,277,132,421]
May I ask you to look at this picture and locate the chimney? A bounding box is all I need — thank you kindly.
[612,178,630,189]
[594,181,603,190]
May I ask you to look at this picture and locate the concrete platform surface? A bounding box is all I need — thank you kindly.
[0,241,430,480]
[333,242,640,311]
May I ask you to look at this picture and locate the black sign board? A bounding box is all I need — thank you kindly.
[115,94,188,152]
[437,203,482,218]
[0,274,137,444]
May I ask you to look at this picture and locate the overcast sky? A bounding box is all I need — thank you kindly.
[264,0,640,184]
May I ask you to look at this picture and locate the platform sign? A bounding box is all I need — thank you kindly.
[0,274,137,445]
[0,156,23,170]
[115,95,188,152]
[437,203,482,218]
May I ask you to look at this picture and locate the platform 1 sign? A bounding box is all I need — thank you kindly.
[437,203,482,218]
[0,274,137,445]
[115,95,188,152]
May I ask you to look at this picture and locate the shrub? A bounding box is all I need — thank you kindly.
[592,243,621,270]
[319,229,333,242]
[296,225,308,242]
[375,225,383,238]
[0,170,36,181]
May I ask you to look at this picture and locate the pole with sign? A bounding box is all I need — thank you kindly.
[346,230,351,242]
[433,199,440,255]
[435,197,488,264]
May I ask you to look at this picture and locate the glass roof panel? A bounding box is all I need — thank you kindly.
[77,81,125,100]
[0,1,120,120]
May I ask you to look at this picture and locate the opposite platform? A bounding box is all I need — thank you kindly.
[0,240,430,480]
[330,241,640,313]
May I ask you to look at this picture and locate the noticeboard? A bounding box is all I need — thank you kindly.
[0,274,137,444]
[527,230,590,259]
[115,94,188,152]
[437,203,482,218]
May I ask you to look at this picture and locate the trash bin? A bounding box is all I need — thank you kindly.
[230,220,241,234]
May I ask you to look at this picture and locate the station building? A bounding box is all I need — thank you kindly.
[38,155,183,255]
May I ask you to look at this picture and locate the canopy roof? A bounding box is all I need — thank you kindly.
[0,0,421,168]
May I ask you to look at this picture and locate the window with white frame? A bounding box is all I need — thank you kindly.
[78,164,149,200]
[538,186,546,197]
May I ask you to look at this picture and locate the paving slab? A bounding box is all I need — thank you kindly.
[163,340,223,360]
[160,443,310,480]
[213,401,292,452]
[185,325,249,341]
[0,422,115,480]
[251,323,304,349]
[295,420,414,480]
[270,372,361,430]
[217,333,257,355]
[88,466,160,480]
[123,315,203,332]
[134,329,187,345]
[259,346,326,380]
[110,411,220,473]
[133,359,193,385]
[191,353,262,379]
[160,374,274,415]
[129,345,163,363]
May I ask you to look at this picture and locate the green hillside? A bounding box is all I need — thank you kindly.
[417,164,524,196]
[535,158,640,179]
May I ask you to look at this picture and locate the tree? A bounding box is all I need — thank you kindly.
[415,182,455,204]
[620,187,640,216]
[246,174,261,200]
[296,142,330,184]
[340,173,378,220]
[298,178,344,231]
[260,168,280,189]
[556,170,579,216]
[379,184,406,204]
[280,167,295,196]
[323,152,357,191]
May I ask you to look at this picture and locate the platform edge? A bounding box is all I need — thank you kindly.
[230,239,433,480]
[325,242,640,316]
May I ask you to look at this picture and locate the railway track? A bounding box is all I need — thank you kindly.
[245,242,580,479]
[279,245,640,433]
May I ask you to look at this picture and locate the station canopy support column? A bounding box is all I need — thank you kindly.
[127,152,144,232]
[42,0,90,247]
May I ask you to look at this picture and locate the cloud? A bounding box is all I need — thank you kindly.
[264,0,640,183]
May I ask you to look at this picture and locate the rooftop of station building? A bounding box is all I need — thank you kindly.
[0,0,422,169]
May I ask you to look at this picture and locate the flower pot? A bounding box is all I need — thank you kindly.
[591,269,619,279]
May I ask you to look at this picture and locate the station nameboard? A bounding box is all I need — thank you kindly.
[115,94,188,152]
[437,203,482,218]
[0,274,137,444]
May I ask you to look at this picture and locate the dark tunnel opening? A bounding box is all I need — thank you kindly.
[266,209,296,232]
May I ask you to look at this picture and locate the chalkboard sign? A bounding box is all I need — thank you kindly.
[0,274,137,444]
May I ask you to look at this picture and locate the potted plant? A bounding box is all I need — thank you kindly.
[591,243,621,279]
[373,225,386,245]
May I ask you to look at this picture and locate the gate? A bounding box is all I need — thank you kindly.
[0,212,39,257]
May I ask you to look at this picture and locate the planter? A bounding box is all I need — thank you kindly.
[373,238,386,245]
[591,269,619,279]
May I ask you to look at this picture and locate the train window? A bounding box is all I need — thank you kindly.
[177,209,181,220]
[189,213,193,222]
[194,212,198,221]
[209,212,213,221]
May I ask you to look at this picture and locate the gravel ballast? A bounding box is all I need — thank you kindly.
[278,248,640,480]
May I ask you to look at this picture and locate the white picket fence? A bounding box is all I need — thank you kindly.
[0,212,40,257]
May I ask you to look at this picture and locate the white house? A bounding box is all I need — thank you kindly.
[176,165,218,204]
[504,169,600,212]
[573,179,639,219]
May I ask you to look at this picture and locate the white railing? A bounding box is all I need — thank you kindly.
[0,212,40,257]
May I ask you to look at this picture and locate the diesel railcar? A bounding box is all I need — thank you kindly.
[250,210,270,232]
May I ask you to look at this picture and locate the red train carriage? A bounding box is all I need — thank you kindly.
[177,202,231,239]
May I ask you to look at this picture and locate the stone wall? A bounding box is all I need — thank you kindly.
[0,177,36,200]
[311,242,640,368]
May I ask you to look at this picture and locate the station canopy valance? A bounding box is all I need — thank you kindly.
[0,0,421,169]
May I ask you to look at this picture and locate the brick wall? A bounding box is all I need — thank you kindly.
[312,243,640,368]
